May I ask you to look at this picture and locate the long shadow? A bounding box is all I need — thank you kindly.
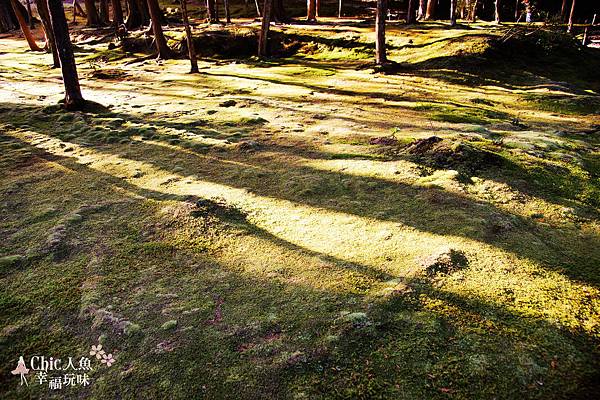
[4,103,600,288]
[1,133,598,399]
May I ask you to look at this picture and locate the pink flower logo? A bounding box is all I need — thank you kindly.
[90,344,105,360]
[101,353,115,367]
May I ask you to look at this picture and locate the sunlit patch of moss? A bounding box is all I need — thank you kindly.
[521,94,600,115]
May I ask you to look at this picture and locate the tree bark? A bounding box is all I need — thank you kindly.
[424,0,435,20]
[272,0,287,23]
[181,0,198,72]
[111,0,123,26]
[258,0,272,57]
[450,0,456,26]
[125,0,149,29]
[206,0,217,22]
[25,0,34,28]
[375,0,386,65]
[35,0,59,66]
[0,0,20,33]
[46,0,85,110]
[306,0,316,21]
[406,0,417,24]
[470,0,478,22]
[99,0,110,24]
[494,0,500,23]
[567,0,575,32]
[223,0,230,23]
[83,0,101,26]
[560,0,567,21]
[416,0,426,20]
[10,0,42,50]
[146,0,172,58]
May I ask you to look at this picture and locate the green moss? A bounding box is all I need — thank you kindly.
[161,320,178,330]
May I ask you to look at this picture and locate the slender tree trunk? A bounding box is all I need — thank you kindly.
[306,0,316,21]
[470,0,478,22]
[99,0,110,24]
[450,0,456,26]
[223,0,230,23]
[181,0,198,72]
[0,0,20,32]
[72,0,85,23]
[10,0,42,50]
[406,0,416,24]
[567,0,576,32]
[258,0,272,57]
[254,0,260,16]
[375,0,386,64]
[560,0,567,21]
[125,0,149,29]
[46,0,85,110]
[315,0,320,17]
[206,0,217,22]
[514,0,518,21]
[83,0,101,26]
[111,0,123,26]
[494,0,500,23]
[25,0,33,28]
[417,0,426,20]
[272,0,287,22]
[146,0,172,58]
[35,0,59,66]
[424,0,435,20]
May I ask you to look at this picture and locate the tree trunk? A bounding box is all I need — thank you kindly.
[99,0,110,24]
[470,0,478,22]
[10,0,42,50]
[25,0,34,28]
[72,0,85,23]
[315,0,320,17]
[206,0,217,22]
[375,0,386,65]
[306,0,316,21]
[567,0,576,32]
[406,0,417,24]
[424,0,435,20]
[258,0,272,57]
[417,0,426,20]
[125,0,149,29]
[146,0,172,58]
[46,0,85,110]
[494,0,500,23]
[0,0,20,33]
[35,0,59,66]
[223,0,230,23]
[272,0,287,23]
[514,0,518,21]
[111,0,123,26]
[83,0,101,26]
[181,0,198,72]
[254,0,260,17]
[450,0,456,26]
[560,0,567,21]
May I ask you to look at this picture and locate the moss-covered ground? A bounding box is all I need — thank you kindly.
[1,16,599,399]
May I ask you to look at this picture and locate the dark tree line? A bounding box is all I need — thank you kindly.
[1,0,597,111]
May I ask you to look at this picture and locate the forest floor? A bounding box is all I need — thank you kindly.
[1,17,600,399]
